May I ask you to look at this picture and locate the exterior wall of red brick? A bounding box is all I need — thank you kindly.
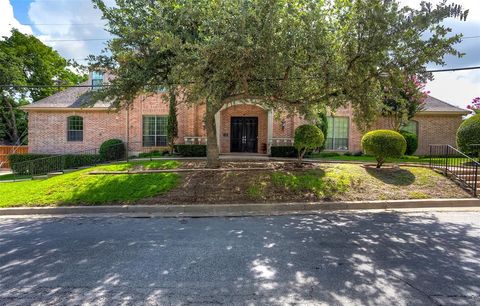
[25,93,464,156]
[28,110,127,154]
[333,106,463,155]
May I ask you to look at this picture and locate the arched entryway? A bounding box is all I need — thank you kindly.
[216,103,270,154]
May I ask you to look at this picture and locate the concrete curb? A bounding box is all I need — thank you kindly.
[0,198,479,217]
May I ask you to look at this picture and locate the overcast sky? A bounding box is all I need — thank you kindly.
[1,0,479,109]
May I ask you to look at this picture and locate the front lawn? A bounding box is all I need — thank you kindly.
[306,153,431,164]
[0,161,470,207]
[0,161,180,207]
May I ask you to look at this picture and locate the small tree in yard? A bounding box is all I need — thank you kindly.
[466,97,480,114]
[294,125,324,164]
[362,130,407,168]
[167,90,178,155]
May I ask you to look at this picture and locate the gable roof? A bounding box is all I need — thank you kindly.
[421,96,469,115]
[22,80,111,110]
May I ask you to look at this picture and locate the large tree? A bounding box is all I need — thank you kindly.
[0,29,87,144]
[90,0,467,167]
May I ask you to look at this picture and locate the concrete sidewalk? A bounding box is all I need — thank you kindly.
[0,198,479,217]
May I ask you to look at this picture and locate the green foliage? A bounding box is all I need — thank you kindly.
[0,29,87,144]
[457,114,480,154]
[400,130,419,155]
[270,146,297,158]
[316,112,328,151]
[175,145,207,157]
[167,90,178,154]
[382,77,427,131]
[99,139,126,161]
[90,0,467,165]
[9,153,102,175]
[294,125,324,162]
[361,130,407,168]
[0,167,179,207]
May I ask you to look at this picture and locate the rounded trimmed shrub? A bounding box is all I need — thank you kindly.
[99,139,126,161]
[361,130,407,168]
[400,130,418,155]
[457,114,480,154]
[294,125,324,162]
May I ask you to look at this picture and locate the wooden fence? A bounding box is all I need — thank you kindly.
[0,146,28,169]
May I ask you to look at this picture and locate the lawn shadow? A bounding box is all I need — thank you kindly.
[365,166,416,186]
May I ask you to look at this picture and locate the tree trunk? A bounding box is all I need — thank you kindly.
[297,148,306,166]
[376,157,384,168]
[205,102,221,168]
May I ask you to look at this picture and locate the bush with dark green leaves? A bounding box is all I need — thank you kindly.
[294,125,324,163]
[99,139,126,161]
[361,130,407,168]
[457,114,480,154]
[175,144,207,157]
[270,146,298,157]
[400,130,418,155]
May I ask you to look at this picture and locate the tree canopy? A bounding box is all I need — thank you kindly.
[0,29,87,144]
[90,0,468,167]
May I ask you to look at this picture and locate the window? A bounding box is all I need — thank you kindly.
[67,116,83,141]
[143,116,167,147]
[325,117,349,150]
[91,71,103,91]
[401,120,418,136]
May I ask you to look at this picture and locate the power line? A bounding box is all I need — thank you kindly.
[427,66,480,73]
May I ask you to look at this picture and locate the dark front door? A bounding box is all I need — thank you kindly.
[230,117,258,153]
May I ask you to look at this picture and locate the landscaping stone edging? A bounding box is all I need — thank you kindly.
[0,198,478,217]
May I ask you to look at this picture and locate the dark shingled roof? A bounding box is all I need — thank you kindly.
[22,81,112,109]
[422,96,469,114]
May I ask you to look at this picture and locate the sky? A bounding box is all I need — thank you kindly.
[1,0,479,109]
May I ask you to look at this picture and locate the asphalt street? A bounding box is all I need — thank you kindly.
[0,211,479,305]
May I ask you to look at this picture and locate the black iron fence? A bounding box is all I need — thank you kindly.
[429,144,479,197]
[10,142,128,181]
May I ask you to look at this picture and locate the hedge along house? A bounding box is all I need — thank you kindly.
[23,72,469,156]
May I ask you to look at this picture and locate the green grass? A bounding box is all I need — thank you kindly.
[0,174,31,181]
[0,163,180,207]
[95,160,181,172]
[307,153,430,163]
[270,168,351,198]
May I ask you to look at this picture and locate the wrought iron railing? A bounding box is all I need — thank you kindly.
[9,142,128,181]
[429,144,479,197]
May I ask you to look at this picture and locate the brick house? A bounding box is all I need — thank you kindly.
[23,72,469,156]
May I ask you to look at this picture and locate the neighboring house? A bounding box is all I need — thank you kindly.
[23,72,469,156]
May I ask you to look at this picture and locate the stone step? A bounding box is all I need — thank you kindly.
[47,172,64,178]
[32,175,48,180]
